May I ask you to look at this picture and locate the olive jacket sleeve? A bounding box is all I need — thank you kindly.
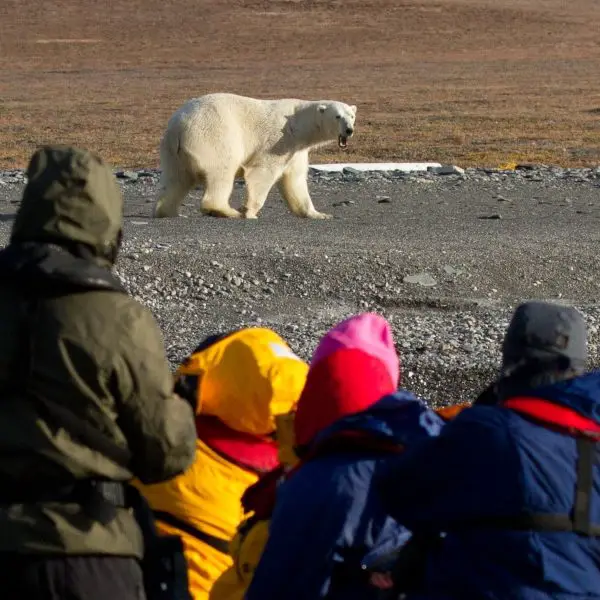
[116,303,197,484]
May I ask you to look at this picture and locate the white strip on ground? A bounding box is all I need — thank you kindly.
[309,162,442,172]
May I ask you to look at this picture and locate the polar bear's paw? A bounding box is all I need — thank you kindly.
[307,211,333,220]
[201,206,242,219]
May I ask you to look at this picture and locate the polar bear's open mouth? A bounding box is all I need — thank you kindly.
[338,135,348,149]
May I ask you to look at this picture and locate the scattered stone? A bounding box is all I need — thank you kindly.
[443,265,464,276]
[403,272,437,287]
[116,170,139,181]
[342,167,362,175]
[479,214,502,220]
[377,196,391,203]
[428,165,465,176]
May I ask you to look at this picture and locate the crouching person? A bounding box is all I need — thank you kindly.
[378,300,600,599]
[0,146,197,599]
[245,313,446,600]
[136,328,309,600]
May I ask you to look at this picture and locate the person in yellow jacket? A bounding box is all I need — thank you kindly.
[136,328,309,600]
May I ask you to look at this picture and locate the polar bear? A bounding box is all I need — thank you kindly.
[153,93,357,220]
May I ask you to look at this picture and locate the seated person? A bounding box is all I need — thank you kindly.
[378,300,600,600]
[136,328,309,600]
[245,313,446,600]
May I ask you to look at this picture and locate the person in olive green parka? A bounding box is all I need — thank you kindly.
[0,145,197,600]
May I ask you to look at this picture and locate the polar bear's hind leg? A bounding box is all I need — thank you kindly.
[153,175,194,218]
[199,171,240,218]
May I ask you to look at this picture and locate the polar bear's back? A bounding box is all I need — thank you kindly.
[172,93,302,138]
[165,93,307,167]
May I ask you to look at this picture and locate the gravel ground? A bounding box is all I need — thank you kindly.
[1,165,599,406]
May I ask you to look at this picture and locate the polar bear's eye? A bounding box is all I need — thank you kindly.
[335,115,341,120]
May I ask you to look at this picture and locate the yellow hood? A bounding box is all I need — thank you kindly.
[176,328,309,435]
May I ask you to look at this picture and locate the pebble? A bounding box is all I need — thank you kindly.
[403,273,438,287]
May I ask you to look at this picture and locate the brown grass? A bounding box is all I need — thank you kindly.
[1,0,600,169]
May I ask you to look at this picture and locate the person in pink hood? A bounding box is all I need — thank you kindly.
[244,313,445,600]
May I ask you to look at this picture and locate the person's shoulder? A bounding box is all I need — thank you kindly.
[286,453,377,504]
[450,404,513,428]
[87,290,156,325]
[71,289,163,347]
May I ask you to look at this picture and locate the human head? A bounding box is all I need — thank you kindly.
[475,300,588,405]
[174,327,309,436]
[11,145,124,267]
[502,300,587,377]
[293,313,400,451]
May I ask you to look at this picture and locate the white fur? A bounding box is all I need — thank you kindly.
[153,93,357,219]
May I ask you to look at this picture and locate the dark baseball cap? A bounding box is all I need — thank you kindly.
[502,301,587,373]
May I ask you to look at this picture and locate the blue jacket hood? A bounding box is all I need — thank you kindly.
[312,390,445,449]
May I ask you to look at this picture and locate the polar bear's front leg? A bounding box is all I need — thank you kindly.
[278,154,332,219]
[241,167,279,219]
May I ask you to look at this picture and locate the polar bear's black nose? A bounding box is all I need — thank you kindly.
[346,127,354,135]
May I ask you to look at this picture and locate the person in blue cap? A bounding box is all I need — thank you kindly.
[378,300,600,600]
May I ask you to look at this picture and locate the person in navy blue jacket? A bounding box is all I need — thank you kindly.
[378,300,600,600]
[244,313,446,600]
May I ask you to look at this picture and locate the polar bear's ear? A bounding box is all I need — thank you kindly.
[317,104,327,113]
[349,105,357,115]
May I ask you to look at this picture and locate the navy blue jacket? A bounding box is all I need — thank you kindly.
[244,392,445,600]
[378,371,600,600]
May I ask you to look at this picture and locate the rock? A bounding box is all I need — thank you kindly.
[377,196,391,203]
[403,272,437,287]
[342,167,361,175]
[443,265,464,276]
[428,165,465,176]
[479,213,502,220]
[116,170,139,181]
[342,169,365,182]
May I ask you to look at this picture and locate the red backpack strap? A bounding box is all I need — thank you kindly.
[504,397,600,439]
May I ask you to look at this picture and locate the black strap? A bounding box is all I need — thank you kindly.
[447,436,599,537]
[573,436,595,535]
[447,512,600,536]
[153,510,231,555]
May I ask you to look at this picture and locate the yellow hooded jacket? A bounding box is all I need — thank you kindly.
[136,328,309,600]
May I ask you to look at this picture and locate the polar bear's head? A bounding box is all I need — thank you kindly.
[317,102,357,149]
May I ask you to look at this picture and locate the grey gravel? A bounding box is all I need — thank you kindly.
[1,164,599,407]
